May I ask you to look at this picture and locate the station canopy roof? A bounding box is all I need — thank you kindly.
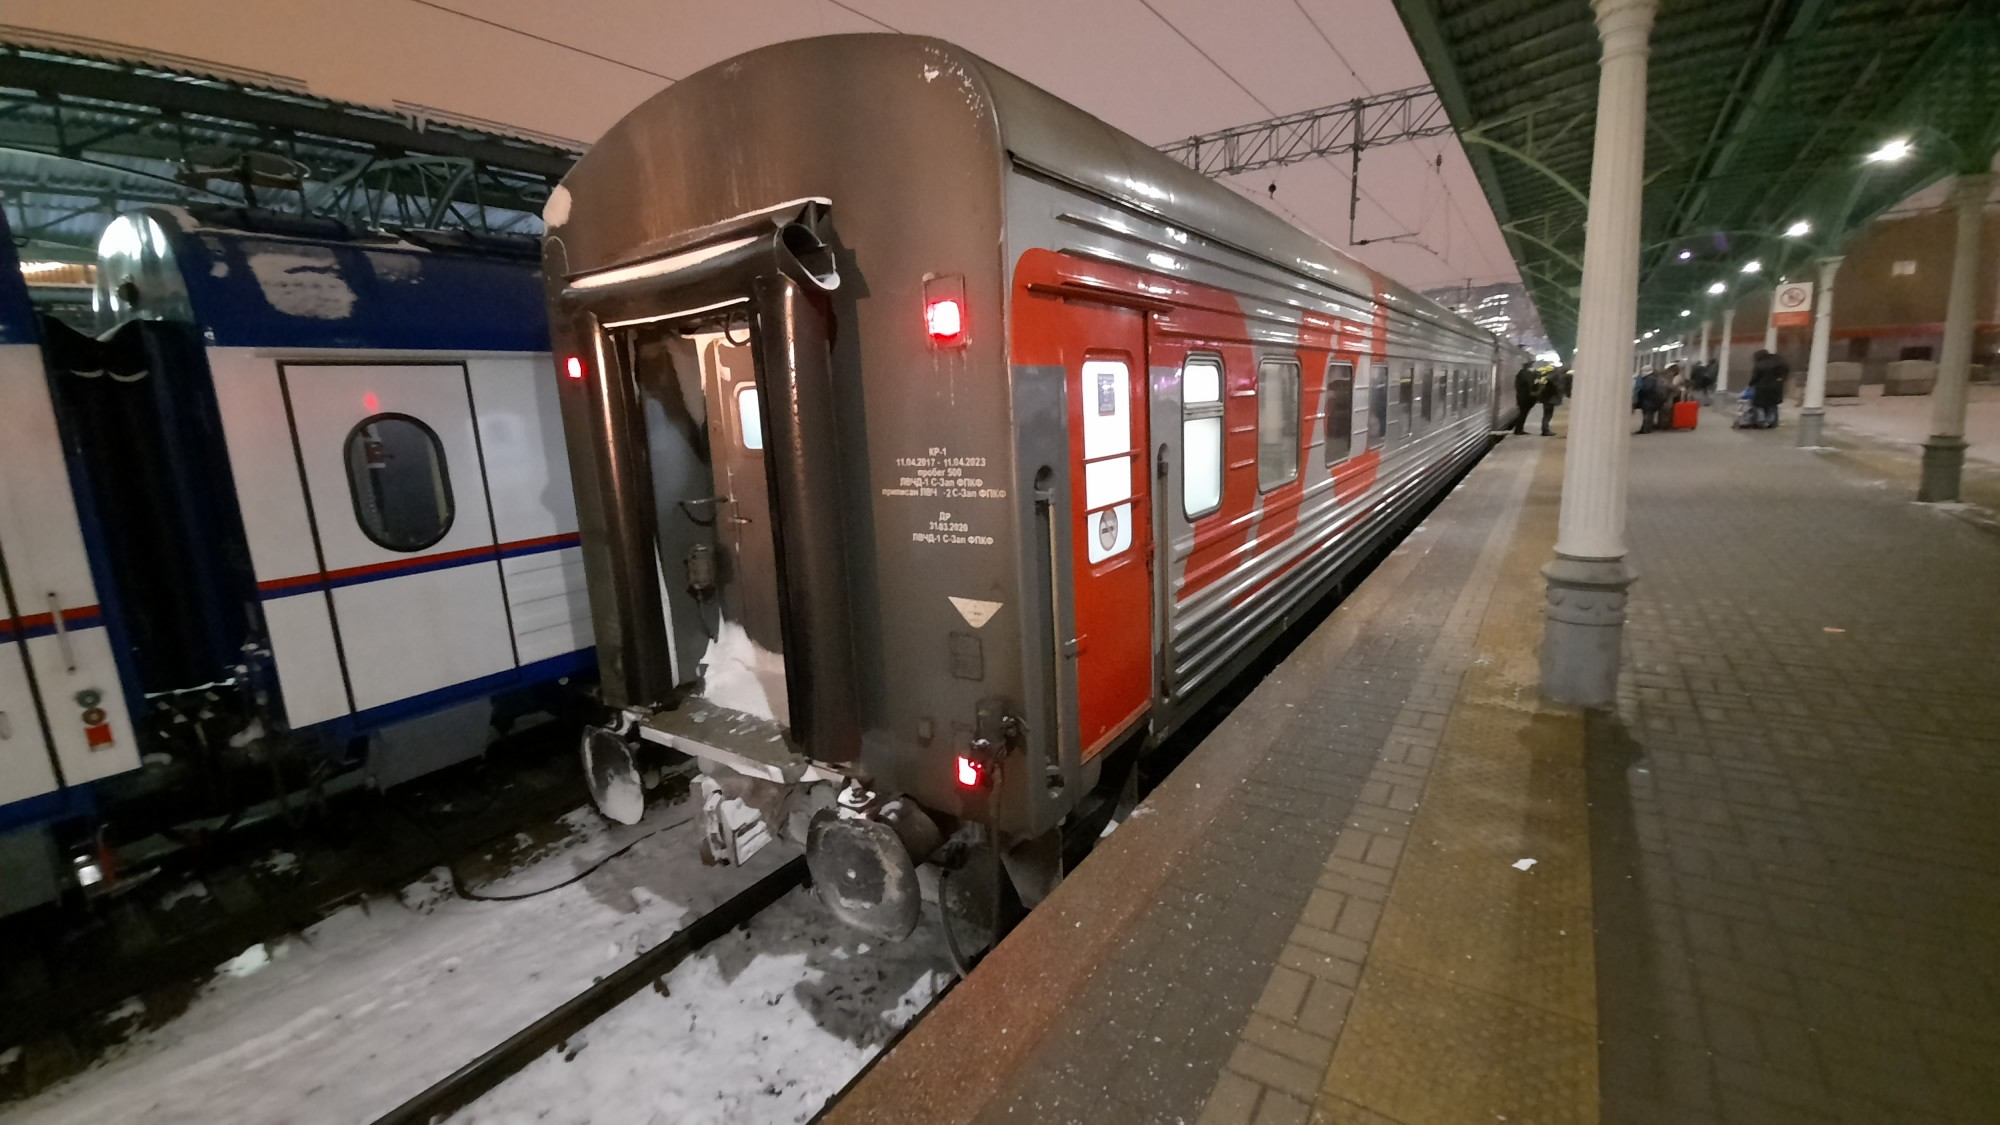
[1392,0,2000,355]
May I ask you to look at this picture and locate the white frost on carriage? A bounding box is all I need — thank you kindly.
[246,246,357,319]
[699,620,790,723]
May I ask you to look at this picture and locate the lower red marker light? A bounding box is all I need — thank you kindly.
[955,754,987,789]
[926,298,963,342]
[564,355,585,380]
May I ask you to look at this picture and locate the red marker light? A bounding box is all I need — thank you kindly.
[564,355,585,380]
[925,298,963,342]
[955,754,986,789]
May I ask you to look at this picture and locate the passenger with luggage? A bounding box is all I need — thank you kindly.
[1633,367,1670,433]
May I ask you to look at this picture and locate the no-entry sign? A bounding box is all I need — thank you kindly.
[1773,281,1814,328]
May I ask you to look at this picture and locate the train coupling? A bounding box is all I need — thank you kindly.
[697,774,774,866]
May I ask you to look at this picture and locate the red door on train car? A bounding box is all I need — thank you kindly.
[1039,300,1155,759]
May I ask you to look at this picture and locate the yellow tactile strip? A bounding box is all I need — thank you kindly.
[1319,435,1598,1124]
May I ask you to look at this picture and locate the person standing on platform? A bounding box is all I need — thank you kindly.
[1535,364,1561,435]
[1511,360,1537,435]
[1749,349,1789,429]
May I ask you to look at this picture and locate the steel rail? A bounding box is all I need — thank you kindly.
[369,854,809,1125]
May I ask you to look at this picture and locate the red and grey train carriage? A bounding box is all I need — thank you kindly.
[549,34,1523,938]
[0,205,592,913]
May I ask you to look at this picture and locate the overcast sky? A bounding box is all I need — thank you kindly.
[5,0,1519,291]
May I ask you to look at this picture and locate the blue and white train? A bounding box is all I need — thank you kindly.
[0,205,591,914]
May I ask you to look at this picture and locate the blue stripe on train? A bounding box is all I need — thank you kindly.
[307,646,596,743]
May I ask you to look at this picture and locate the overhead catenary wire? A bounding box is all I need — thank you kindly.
[1134,0,1449,262]
[404,0,679,82]
[824,0,901,32]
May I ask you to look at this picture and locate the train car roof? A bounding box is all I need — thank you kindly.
[952,40,1474,337]
[101,207,549,353]
[0,208,41,347]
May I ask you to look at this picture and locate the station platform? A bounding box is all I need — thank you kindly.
[826,399,2000,1125]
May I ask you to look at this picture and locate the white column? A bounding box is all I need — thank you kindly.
[1717,306,1736,394]
[1542,0,1654,707]
[1921,171,1995,501]
[1699,318,1711,366]
[1798,255,1842,447]
[1763,292,1778,354]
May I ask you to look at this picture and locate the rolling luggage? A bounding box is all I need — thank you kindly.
[1672,399,1699,431]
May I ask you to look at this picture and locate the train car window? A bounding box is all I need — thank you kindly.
[736,384,764,450]
[1369,365,1388,443]
[345,413,454,552]
[1398,365,1415,433]
[1324,362,1355,462]
[1257,359,1300,491]
[1182,355,1225,519]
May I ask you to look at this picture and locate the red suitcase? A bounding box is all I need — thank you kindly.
[1672,399,1699,431]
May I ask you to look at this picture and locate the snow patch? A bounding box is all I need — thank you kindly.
[159,881,210,910]
[101,997,146,1026]
[258,851,300,876]
[699,620,789,722]
[247,247,356,320]
[543,184,572,227]
[219,943,272,978]
[400,867,455,913]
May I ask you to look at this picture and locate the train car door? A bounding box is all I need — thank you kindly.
[281,364,514,714]
[1059,303,1153,759]
[0,343,140,796]
[698,335,786,664]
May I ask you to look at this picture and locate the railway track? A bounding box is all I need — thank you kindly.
[370,855,809,1125]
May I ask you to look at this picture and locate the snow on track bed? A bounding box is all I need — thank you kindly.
[448,894,949,1125]
[1,799,950,1125]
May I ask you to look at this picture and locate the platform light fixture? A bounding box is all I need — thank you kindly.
[1784,219,1813,238]
[1864,137,1912,164]
[1707,281,1728,295]
[1677,249,1692,261]
[1741,259,1763,274]
[1680,309,1692,317]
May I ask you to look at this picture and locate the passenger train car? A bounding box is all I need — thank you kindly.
[548,34,1525,940]
[0,206,591,914]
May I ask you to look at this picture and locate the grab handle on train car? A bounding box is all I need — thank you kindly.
[48,593,77,672]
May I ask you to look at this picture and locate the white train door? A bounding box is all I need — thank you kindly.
[279,363,514,714]
[0,342,141,803]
